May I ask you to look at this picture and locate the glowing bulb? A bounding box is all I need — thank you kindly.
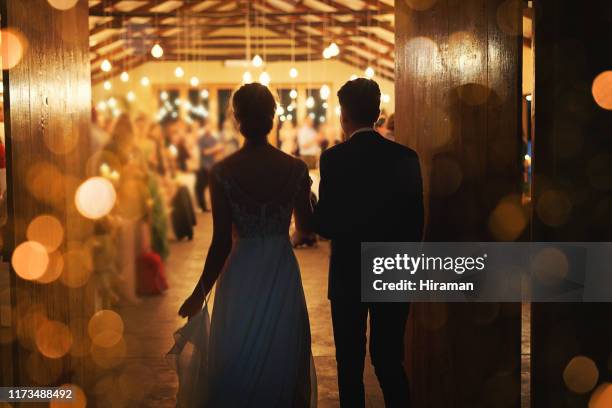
[242,71,253,84]
[306,96,315,109]
[75,177,117,219]
[127,91,135,102]
[252,54,263,67]
[160,91,168,101]
[140,76,150,87]
[335,106,341,116]
[151,43,164,59]
[323,47,332,59]
[365,66,375,79]
[289,67,298,78]
[107,97,117,108]
[259,71,271,86]
[276,105,284,116]
[201,89,209,99]
[287,114,293,121]
[120,71,129,82]
[381,93,391,104]
[290,89,298,99]
[190,76,199,87]
[350,74,358,81]
[526,94,532,102]
[97,101,107,111]
[101,59,112,72]
[320,85,331,100]
[103,81,112,91]
[328,42,340,56]
[174,66,184,78]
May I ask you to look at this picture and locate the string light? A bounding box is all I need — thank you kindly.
[120,71,129,82]
[140,76,150,87]
[252,54,263,67]
[103,81,112,91]
[101,59,112,72]
[290,89,298,99]
[381,93,391,103]
[259,71,271,86]
[201,89,209,99]
[151,43,164,59]
[306,96,315,109]
[350,74,358,81]
[365,66,375,78]
[320,84,330,100]
[174,66,185,78]
[190,76,199,87]
[242,71,253,84]
[127,91,136,102]
[289,67,298,78]
[328,42,340,57]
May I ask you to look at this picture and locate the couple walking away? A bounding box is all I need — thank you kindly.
[171,78,424,407]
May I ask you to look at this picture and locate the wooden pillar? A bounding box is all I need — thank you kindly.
[395,0,523,406]
[531,1,612,406]
[1,0,93,387]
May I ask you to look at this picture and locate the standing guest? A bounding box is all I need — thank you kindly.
[195,119,223,211]
[297,115,320,168]
[279,120,297,155]
[316,78,424,408]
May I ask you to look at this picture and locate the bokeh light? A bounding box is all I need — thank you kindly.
[49,384,87,408]
[47,0,79,10]
[11,241,49,281]
[590,383,612,408]
[592,71,612,110]
[75,177,117,219]
[532,247,569,286]
[0,29,26,70]
[44,128,80,155]
[404,0,437,11]
[26,161,66,207]
[488,195,527,241]
[405,36,441,78]
[90,337,127,368]
[35,320,73,359]
[16,303,48,350]
[26,215,64,252]
[36,250,64,284]
[536,189,572,227]
[563,355,599,394]
[60,246,92,288]
[496,0,521,36]
[88,309,124,348]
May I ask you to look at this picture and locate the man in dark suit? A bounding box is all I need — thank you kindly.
[316,78,424,407]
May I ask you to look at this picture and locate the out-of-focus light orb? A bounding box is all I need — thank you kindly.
[335,106,341,116]
[259,71,271,86]
[328,42,340,57]
[61,246,92,288]
[75,177,117,219]
[160,91,168,101]
[276,105,284,116]
[536,189,572,227]
[201,89,209,99]
[323,47,333,59]
[252,54,263,67]
[590,383,612,408]
[0,29,26,69]
[365,66,375,79]
[88,310,124,348]
[27,215,64,252]
[488,195,527,241]
[47,0,79,10]
[404,0,437,11]
[289,89,298,99]
[97,101,107,111]
[319,116,326,123]
[151,43,164,59]
[532,247,569,285]
[382,93,391,104]
[126,91,135,102]
[190,76,199,87]
[306,96,315,109]
[119,71,129,82]
[12,241,49,281]
[103,81,112,91]
[563,355,599,394]
[242,71,253,84]
[107,97,117,108]
[100,59,112,72]
[592,71,612,110]
[308,112,315,119]
[350,74,358,81]
[37,251,64,284]
[140,76,150,87]
[289,67,298,78]
[50,384,86,408]
[496,0,521,36]
[286,114,293,121]
[320,84,331,100]
[526,94,532,102]
[174,66,184,78]
[35,320,73,359]
[91,337,127,369]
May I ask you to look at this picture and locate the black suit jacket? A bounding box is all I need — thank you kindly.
[315,130,424,300]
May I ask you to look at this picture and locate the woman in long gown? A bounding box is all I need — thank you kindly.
[176,83,316,407]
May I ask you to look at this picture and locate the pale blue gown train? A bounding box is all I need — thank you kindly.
[169,159,317,408]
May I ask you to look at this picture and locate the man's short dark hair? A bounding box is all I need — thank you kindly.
[337,78,381,126]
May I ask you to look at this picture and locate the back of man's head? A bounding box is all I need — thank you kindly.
[337,78,381,127]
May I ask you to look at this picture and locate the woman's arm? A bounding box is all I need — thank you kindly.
[294,162,316,235]
[178,168,233,318]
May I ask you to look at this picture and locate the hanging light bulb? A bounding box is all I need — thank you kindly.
[381,93,391,104]
[306,96,315,109]
[140,76,150,87]
[107,97,117,108]
[242,71,253,84]
[103,81,112,91]
[151,43,164,59]
[252,54,263,67]
[97,101,107,111]
[289,67,298,78]
[320,84,330,100]
[289,89,298,99]
[259,71,271,86]
[120,71,129,82]
[365,66,375,79]
[335,106,341,116]
[201,89,209,99]
[322,47,332,59]
[350,74,358,81]
[127,91,136,102]
[328,42,340,57]
[101,59,112,72]
[174,66,185,78]
[190,76,199,87]
[276,105,284,116]
[160,91,168,101]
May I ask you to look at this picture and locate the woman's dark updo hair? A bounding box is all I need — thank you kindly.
[232,83,276,141]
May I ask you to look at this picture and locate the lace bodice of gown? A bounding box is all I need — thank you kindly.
[213,159,311,239]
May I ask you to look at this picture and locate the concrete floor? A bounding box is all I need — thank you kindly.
[119,212,385,407]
